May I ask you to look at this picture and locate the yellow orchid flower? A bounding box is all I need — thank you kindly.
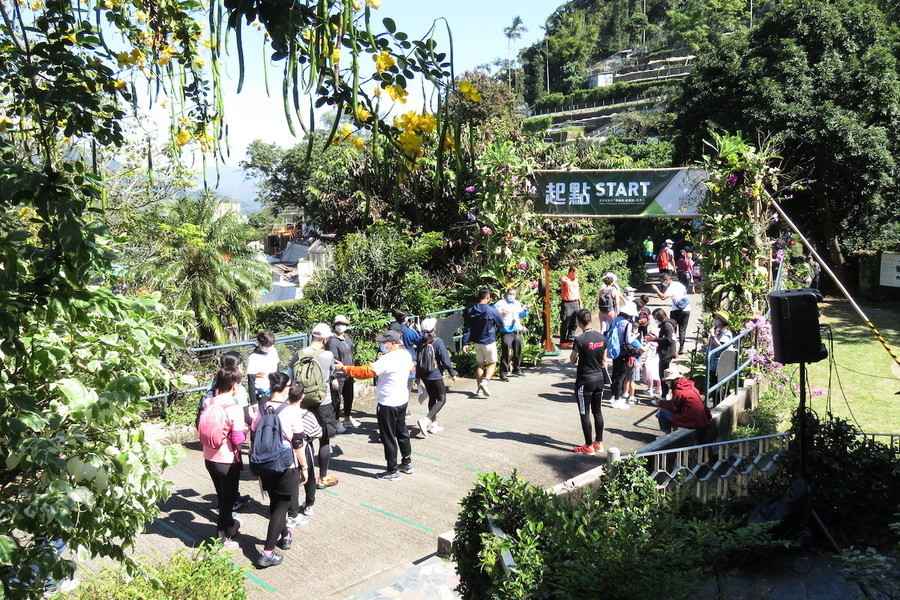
[63,32,77,44]
[302,29,314,42]
[350,136,366,150]
[330,47,341,64]
[0,116,13,132]
[354,105,372,123]
[385,84,407,103]
[394,111,418,131]
[441,133,455,151]
[373,51,395,74]
[157,48,173,66]
[29,0,44,9]
[366,0,381,7]
[174,129,191,147]
[113,79,127,90]
[458,80,482,103]
[336,123,354,141]
[192,56,206,70]
[415,112,437,134]
[397,129,423,157]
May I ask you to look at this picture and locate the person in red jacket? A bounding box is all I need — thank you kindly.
[656,367,711,433]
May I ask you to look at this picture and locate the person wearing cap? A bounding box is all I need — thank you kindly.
[301,323,338,489]
[608,301,642,409]
[558,266,581,349]
[336,330,415,481]
[463,288,505,398]
[657,239,676,275]
[706,310,733,386]
[657,367,710,434]
[326,315,360,433]
[415,317,457,438]
[389,309,421,387]
[652,272,691,355]
[597,272,624,317]
[494,288,528,380]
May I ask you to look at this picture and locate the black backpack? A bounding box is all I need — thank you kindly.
[416,342,438,374]
[249,402,295,475]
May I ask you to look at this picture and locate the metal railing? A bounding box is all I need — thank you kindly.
[408,307,466,352]
[637,432,791,501]
[531,94,660,117]
[861,433,900,455]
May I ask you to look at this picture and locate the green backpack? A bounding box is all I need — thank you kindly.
[295,350,327,409]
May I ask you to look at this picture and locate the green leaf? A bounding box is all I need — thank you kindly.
[0,535,14,564]
[19,412,48,432]
[383,17,396,33]
[68,486,96,508]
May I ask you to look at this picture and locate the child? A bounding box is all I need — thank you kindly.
[643,340,662,399]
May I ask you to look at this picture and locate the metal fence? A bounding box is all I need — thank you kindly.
[531,94,659,117]
[408,307,466,352]
[861,433,900,456]
[637,432,791,501]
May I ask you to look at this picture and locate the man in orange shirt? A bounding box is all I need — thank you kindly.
[559,266,581,349]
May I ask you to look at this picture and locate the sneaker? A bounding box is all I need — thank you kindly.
[277,531,293,550]
[232,495,250,512]
[347,417,361,428]
[255,551,284,569]
[285,515,309,529]
[591,441,605,454]
[480,383,491,397]
[317,474,339,489]
[499,374,509,382]
[428,423,444,434]
[416,417,431,438]
[331,444,344,457]
[335,422,347,434]
[512,369,521,376]
[399,463,414,475]
[221,538,239,550]
[376,470,400,481]
[573,444,596,455]
[300,505,314,518]
[342,418,355,430]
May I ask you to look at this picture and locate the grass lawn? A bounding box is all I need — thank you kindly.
[803,299,900,434]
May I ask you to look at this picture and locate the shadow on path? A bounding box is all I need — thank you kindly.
[468,427,572,452]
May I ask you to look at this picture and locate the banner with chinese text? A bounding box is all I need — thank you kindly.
[531,168,707,217]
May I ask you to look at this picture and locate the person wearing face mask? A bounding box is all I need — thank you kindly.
[494,288,528,381]
[326,315,359,433]
[335,330,415,481]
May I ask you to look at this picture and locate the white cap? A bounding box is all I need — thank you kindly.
[421,317,437,333]
[665,239,674,245]
[333,314,350,326]
[603,272,617,282]
[619,302,639,317]
[311,323,332,339]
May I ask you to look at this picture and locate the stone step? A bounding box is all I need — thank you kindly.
[347,556,460,600]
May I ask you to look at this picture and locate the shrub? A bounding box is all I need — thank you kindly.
[522,115,552,133]
[532,80,679,113]
[60,542,245,599]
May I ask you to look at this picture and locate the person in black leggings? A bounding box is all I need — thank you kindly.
[570,309,609,455]
[651,308,679,399]
[415,318,457,437]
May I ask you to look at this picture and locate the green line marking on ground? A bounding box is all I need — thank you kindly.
[462,464,481,474]
[245,571,277,593]
[323,488,340,497]
[414,451,442,463]
[360,502,434,535]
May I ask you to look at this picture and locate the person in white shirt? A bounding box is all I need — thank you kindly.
[335,330,414,481]
[494,289,528,380]
[652,272,691,354]
[247,331,280,404]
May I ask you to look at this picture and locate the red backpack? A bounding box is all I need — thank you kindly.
[198,397,230,450]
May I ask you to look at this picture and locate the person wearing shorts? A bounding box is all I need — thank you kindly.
[463,288,504,398]
[569,309,608,456]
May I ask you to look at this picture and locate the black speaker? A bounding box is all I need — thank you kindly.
[769,289,829,364]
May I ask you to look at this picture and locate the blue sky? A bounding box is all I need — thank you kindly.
[205,1,562,208]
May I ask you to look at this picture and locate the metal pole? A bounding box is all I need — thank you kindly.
[769,199,900,369]
[545,38,550,94]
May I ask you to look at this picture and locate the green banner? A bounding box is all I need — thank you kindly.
[532,168,707,217]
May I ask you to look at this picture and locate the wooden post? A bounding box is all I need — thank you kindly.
[543,260,556,352]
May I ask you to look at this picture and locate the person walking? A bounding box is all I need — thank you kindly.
[676,249,695,294]
[415,317,457,438]
[197,368,248,549]
[390,310,421,391]
[559,266,581,349]
[642,236,655,262]
[597,272,624,316]
[326,315,360,433]
[649,308,678,399]
[247,331,280,405]
[657,367,711,435]
[608,302,641,409]
[336,330,415,481]
[657,239,675,275]
[652,272,691,354]
[249,375,310,568]
[297,323,338,489]
[569,309,608,456]
[463,288,504,398]
[494,288,528,380]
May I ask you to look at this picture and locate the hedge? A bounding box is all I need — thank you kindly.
[522,115,552,133]
[532,79,680,114]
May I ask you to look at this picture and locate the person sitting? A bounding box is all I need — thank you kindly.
[657,367,711,435]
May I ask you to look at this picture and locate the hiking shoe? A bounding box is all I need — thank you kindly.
[300,505,314,518]
[317,474,339,489]
[376,470,400,481]
[399,463,414,475]
[277,531,292,551]
[347,417,361,428]
[592,441,605,454]
[573,444,596,455]
[232,495,250,512]
[285,515,309,529]
[480,383,491,397]
[416,417,431,438]
[255,552,284,569]
[335,422,347,434]
[428,423,444,434]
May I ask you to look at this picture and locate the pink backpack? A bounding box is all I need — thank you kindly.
[198,397,229,450]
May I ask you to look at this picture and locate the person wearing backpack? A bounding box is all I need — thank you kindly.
[652,272,692,355]
[336,330,415,481]
[295,323,338,489]
[676,249,696,294]
[597,272,624,316]
[415,317,457,438]
[494,288,528,381]
[607,302,642,410]
[247,331,280,406]
[249,374,310,568]
[198,368,248,549]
